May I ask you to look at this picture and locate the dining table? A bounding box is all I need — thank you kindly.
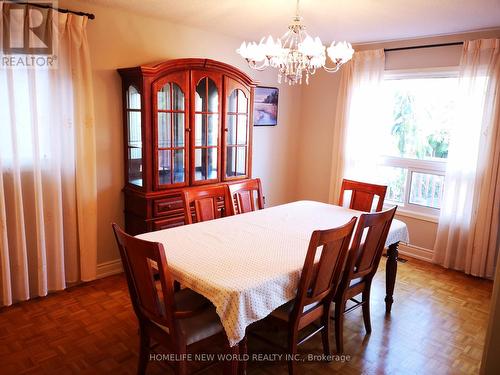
[137,200,409,349]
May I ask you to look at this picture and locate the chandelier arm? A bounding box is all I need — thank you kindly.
[247,59,270,71]
[323,64,342,73]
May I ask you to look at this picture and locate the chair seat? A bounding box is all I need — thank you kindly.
[154,288,224,345]
[271,300,320,322]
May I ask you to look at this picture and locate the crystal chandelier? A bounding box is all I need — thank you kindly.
[236,0,354,85]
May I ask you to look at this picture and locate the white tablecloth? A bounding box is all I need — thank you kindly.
[137,200,409,346]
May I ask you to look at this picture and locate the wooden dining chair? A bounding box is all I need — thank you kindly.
[262,217,357,375]
[332,206,397,353]
[111,223,240,375]
[228,178,264,215]
[182,185,233,224]
[339,179,388,212]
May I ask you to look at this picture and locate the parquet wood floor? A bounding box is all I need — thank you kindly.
[0,258,493,375]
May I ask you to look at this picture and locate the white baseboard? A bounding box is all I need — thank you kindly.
[398,243,433,262]
[96,259,123,278]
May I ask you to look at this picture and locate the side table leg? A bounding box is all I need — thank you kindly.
[385,242,399,314]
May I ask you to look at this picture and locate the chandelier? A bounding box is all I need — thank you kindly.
[236,0,354,85]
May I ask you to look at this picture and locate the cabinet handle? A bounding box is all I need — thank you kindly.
[186,128,191,132]
[224,128,228,131]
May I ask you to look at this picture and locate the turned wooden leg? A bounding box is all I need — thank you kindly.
[385,242,399,314]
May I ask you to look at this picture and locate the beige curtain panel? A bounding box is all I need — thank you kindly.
[433,39,500,278]
[328,49,386,203]
[0,4,97,306]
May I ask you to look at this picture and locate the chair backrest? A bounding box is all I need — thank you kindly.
[112,223,176,334]
[291,217,358,323]
[228,178,264,215]
[340,206,397,289]
[339,179,387,212]
[182,185,233,224]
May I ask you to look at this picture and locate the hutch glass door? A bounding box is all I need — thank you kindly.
[225,84,250,179]
[126,85,143,187]
[192,73,221,184]
[155,74,188,188]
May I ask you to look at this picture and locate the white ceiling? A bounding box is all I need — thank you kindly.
[86,0,500,43]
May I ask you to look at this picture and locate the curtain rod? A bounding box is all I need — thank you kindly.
[384,41,463,52]
[9,1,95,20]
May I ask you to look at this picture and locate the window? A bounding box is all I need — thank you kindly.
[377,69,459,216]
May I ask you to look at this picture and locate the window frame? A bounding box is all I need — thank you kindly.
[380,67,459,217]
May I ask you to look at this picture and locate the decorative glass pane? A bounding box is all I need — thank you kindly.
[157,113,171,148]
[195,78,206,112]
[173,149,185,183]
[236,147,246,176]
[237,90,247,113]
[228,90,237,112]
[226,146,236,177]
[208,79,218,112]
[237,115,247,145]
[208,148,218,180]
[127,111,141,146]
[158,150,172,185]
[157,83,171,110]
[227,115,236,145]
[195,114,206,146]
[128,147,142,186]
[173,113,184,147]
[409,172,444,209]
[172,83,184,111]
[194,148,207,181]
[127,86,141,110]
[208,114,218,146]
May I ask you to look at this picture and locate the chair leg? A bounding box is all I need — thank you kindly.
[362,286,372,334]
[223,342,239,375]
[334,299,346,354]
[175,359,188,375]
[174,280,181,292]
[287,329,298,375]
[137,328,150,375]
[321,308,331,357]
[239,336,248,375]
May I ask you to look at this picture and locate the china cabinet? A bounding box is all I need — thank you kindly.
[118,59,256,234]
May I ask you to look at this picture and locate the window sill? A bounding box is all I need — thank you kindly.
[386,205,439,224]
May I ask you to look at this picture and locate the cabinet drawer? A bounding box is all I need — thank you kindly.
[153,197,184,217]
[152,217,185,231]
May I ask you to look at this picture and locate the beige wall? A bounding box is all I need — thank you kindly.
[295,29,500,251]
[60,0,301,264]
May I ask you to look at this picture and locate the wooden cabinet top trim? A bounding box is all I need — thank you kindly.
[118,58,257,87]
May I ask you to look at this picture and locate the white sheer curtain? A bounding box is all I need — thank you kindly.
[0,5,97,306]
[328,49,386,203]
[433,39,500,278]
